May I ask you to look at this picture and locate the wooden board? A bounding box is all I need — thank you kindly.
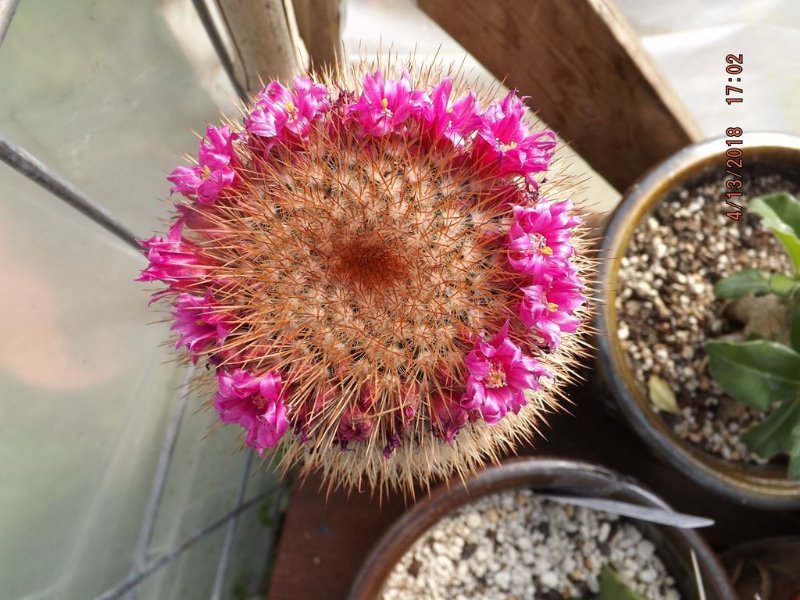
[418,0,702,191]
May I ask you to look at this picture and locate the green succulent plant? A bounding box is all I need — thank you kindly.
[706,192,800,480]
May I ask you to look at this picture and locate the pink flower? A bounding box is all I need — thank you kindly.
[462,321,549,424]
[336,406,374,447]
[423,78,482,147]
[136,221,206,288]
[167,126,238,205]
[430,390,469,443]
[336,385,375,447]
[292,380,334,443]
[507,201,581,277]
[171,292,231,362]
[246,76,329,144]
[382,384,420,457]
[383,434,401,458]
[473,91,556,183]
[347,69,429,136]
[519,269,585,350]
[214,369,289,454]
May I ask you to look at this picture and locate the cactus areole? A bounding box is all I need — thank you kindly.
[138,63,590,493]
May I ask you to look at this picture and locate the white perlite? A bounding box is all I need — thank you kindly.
[381,489,680,600]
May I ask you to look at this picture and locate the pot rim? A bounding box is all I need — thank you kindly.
[595,131,800,509]
[348,456,735,600]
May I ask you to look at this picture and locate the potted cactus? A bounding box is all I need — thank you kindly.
[138,62,590,493]
[596,133,800,508]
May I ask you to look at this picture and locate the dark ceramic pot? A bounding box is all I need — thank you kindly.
[595,132,800,510]
[348,457,735,599]
[723,537,800,600]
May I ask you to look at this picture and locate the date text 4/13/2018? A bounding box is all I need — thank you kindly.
[724,53,744,221]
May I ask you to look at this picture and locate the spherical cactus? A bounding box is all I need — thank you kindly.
[138,61,590,494]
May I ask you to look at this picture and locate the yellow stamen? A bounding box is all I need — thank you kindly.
[485,363,507,389]
[284,100,296,113]
[380,98,389,110]
[200,165,212,179]
[195,318,206,326]
[547,302,559,312]
[498,140,518,151]
[540,245,553,256]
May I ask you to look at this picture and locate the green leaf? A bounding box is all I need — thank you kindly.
[706,340,800,409]
[592,566,646,600]
[742,397,800,481]
[792,296,800,353]
[714,269,770,299]
[769,273,798,297]
[750,193,800,271]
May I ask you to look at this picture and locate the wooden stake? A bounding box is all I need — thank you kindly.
[216,0,308,93]
[293,0,342,72]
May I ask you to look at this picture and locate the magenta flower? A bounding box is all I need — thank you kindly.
[382,384,420,456]
[246,76,329,144]
[474,91,556,183]
[423,78,482,147]
[136,221,206,289]
[507,200,581,277]
[170,292,231,362]
[336,406,374,447]
[519,269,585,350]
[462,322,549,424]
[214,369,289,454]
[167,126,238,205]
[430,390,469,443]
[336,384,376,447]
[347,69,429,136]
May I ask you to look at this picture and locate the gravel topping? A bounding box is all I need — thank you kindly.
[381,489,679,600]
[615,169,800,463]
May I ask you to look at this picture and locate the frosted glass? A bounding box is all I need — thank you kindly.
[220,498,285,598]
[0,164,179,598]
[0,0,238,237]
[0,1,277,598]
[136,528,226,599]
[146,391,265,555]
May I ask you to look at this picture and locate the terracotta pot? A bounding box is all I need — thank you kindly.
[595,132,800,510]
[348,457,735,599]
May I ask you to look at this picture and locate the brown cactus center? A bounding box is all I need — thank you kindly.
[326,231,411,291]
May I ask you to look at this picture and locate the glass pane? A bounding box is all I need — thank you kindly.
[136,528,226,599]
[0,164,179,598]
[0,1,279,598]
[0,0,237,236]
